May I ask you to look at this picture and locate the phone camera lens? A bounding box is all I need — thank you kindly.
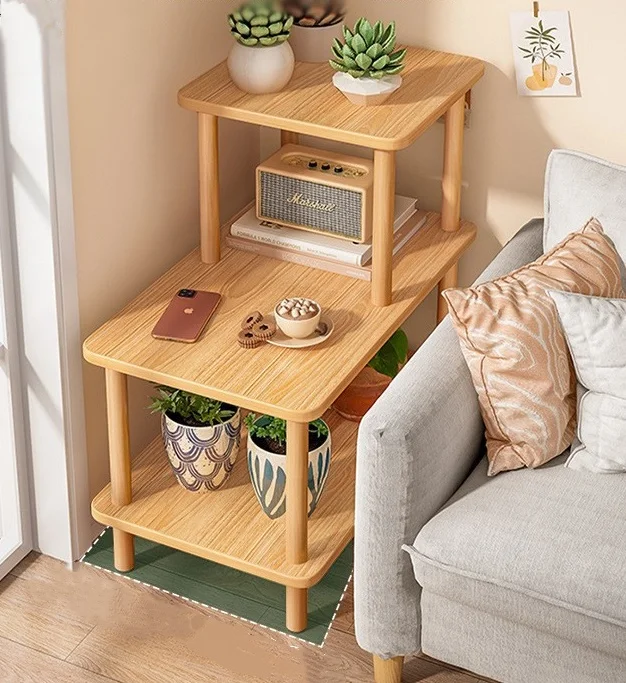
[178,289,196,298]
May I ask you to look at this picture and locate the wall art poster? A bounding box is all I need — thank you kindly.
[510,11,578,96]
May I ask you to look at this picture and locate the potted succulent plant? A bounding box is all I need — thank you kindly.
[227,0,295,94]
[282,0,346,63]
[150,386,241,493]
[245,413,331,519]
[330,19,406,106]
[333,329,408,421]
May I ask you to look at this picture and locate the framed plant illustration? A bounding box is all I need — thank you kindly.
[510,11,578,97]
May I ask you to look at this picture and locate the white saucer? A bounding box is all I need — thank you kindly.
[267,314,334,349]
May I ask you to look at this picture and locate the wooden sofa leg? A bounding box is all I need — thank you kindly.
[373,655,404,683]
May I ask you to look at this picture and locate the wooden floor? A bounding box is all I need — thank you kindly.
[1,552,492,683]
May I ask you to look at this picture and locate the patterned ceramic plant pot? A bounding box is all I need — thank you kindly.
[161,410,241,493]
[247,420,331,519]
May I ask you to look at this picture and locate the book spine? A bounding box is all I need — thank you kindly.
[224,236,372,281]
[231,224,362,266]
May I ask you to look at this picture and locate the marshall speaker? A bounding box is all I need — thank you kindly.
[256,144,374,243]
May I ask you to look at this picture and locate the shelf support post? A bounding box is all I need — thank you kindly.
[441,95,465,233]
[280,130,299,146]
[105,369,135,572]
[198,113,220,264]
[437,95,466,323]
[285,419,309,632]
[372,149,396,307]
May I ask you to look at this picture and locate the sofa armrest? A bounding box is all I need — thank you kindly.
[354,218,544,658]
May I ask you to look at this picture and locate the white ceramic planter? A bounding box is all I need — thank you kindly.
[332,71,402,106]
[162,410,241,493]
[289,23,343,63]
[227,41,295,94]
[247,419,331,519]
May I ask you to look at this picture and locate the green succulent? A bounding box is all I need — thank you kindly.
[228,1,294,47]
[330,18,406,79]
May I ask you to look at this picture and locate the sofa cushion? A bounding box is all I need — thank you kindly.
[545,150,626,267]
[407,456,626,651]
[443,218,625,476]
[550,291,626,473]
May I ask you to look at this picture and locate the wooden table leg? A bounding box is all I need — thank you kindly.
[436,95,466,323]
[436,262,458,323]
[281,130,299,146]
[198,113,220,264]
[285,420,309,632]
[105,369,134,572]
[372,149,396,307]
[441,95,465,233]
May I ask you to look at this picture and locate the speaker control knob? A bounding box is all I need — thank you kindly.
[334,166,344,174]
[308,160,318,168]
[321,163,331,171]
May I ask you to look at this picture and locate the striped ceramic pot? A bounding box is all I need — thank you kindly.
[247,420,331,519]
[161,410,241,493]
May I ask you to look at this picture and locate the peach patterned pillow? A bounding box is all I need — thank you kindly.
[443,218,625,476]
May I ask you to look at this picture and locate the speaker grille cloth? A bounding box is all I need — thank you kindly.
[259,172,362,239]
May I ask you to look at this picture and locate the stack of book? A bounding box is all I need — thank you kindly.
[225,196,426,281]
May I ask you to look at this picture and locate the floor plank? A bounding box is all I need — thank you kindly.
[0,574,93,659]
[6,553,482,683]
[0,636,115,683]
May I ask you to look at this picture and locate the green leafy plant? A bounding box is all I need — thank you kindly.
[518,19,564,82]
[330,18,406,79]
[150,386,235,427]
[228,0,294,47]
[245,413,329,450]
[282,0,345,27]
[368,328,408,379]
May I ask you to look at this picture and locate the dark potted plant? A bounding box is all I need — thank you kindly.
[282,0,346,63]
[150,386,241,493]
[245,413,331,519]
[333,328,408,421]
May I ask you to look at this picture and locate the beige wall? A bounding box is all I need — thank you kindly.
[344,0,626,345]
[67,0,258,498]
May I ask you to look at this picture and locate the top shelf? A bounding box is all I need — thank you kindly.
[178,46,484,151]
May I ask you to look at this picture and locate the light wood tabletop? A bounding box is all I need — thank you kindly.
[178,46,484,151]
[83,211,476,422]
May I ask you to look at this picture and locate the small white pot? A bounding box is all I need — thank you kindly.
[289,23,343,63]
[161,410,241,493]
[227,41,295,95]
[332,71,402,107]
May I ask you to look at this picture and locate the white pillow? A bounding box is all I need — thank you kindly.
[549,290,626,473]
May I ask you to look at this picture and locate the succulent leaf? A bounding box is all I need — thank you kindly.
[355,53,372,70]
[251,25,270,37]
[359,19,375,47]
[351,33,367,53]
[328,17,405,79]
[388,48,407,64]
[241,7,255,21]
[366,43,383,60]
[251,15,269,26]
[372,54,390,70]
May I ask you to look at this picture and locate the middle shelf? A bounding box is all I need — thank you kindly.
[92,409,358,590]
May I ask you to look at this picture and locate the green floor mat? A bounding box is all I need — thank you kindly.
[82,528,353,646]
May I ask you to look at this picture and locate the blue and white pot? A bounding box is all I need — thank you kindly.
[162,409,241,493]
[247,419,331,519]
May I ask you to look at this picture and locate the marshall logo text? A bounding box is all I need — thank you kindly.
[286,193,337,213]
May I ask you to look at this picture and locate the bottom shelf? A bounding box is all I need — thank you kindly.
[92,410,357,589]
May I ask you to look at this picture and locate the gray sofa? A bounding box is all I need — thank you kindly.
[354,150,626,683]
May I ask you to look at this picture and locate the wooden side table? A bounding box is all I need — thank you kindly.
[178,46,484,309]
[84,46,483,634]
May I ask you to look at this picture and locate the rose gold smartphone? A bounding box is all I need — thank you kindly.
[151,289,221,343]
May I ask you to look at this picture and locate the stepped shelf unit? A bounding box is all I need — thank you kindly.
[85,45,483,634]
